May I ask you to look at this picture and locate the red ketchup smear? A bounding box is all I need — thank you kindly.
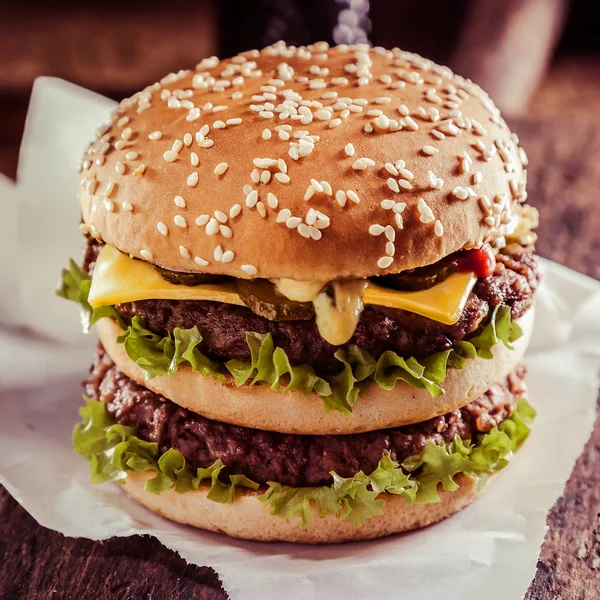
[456,244,496,278]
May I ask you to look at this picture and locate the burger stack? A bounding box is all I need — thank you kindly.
[60,41,539,543]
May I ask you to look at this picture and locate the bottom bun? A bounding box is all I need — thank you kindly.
[122,470,498,543]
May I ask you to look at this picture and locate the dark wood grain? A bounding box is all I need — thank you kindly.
[1,116,599,600]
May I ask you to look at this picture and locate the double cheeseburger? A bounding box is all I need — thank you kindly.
[60,41,539,543]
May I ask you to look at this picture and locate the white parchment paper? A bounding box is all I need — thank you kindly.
[1,78,599,600]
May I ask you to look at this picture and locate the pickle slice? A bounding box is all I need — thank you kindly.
[236,279,315,320]
[373,255,458,291]
[153,265,232,286]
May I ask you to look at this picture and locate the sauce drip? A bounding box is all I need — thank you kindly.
[456,244,496,278]
[313,280,367,346]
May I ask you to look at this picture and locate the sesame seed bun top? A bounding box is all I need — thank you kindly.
[78,41,528,280]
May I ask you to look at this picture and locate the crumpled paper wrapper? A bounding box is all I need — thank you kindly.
[1,78,599,600]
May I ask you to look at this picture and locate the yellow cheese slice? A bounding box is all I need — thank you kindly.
[88,245,476,325]
[88,245,244,308]
[364,273,476,325]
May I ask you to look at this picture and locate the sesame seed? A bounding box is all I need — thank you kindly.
[395,213,404,229]
[173,195,186,208]
[381,199,395,209]
[473,171,483,185]
[206,218,219,235]
[222,250,235,263]
[140,249,154,261]
[452,186,469,200]
[274,173,290,184]
[229,204,242,219]
[214,245,224,261]
[183,133,193,146]
[375,96,392,104]
[423,145,439,156]
[363,123,373,134]
[347,190,360,204]
[245,189,258,207]
[241,264,258,275]
[227,118,242,126]
[404,116,418,130]
[187,172,199,186]
[86,179,98,195]
[344,143,355,156]
[103,198,114,212]
[385,225,395,242]
[214,162,229,176]
[369,224,385,236]
[164,151,178,163]
[418,198,435,223]
[399,179,413,190]
[114,140,127,150]
[190,152,199,167]
[286,216,302,229]
[378,256,394,269]
[277,158,287,173]
[398,104,409,116]
[298,223,311,238]
[484,216,496,226]
[104,181,115,197]
[121,127,133,141]
[304,185,315,201]
[434,220,444,236]
[393,202,406,214]
[117,116,130,128]
[259,111,274,119]
[399,168,414,180]
[386,241,395,256]
[196,214,209,226]
[251,169,260,184]
[157,222,168,236]
[194,256,209,266]
[276,208,292,223]
[262,129,272,140]
[174,215,187,228]
[335,190,347,207]
[220,224,233,237]
[267,192,278,208]
[133,164,145,177]
[385,163,398,176]
[122,200,133,212]
[329,118,342,128]
[387,178,400,193]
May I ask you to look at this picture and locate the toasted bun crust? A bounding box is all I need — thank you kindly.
[79,42,527,281]
[97,307,533,434]
[122,469,496,543]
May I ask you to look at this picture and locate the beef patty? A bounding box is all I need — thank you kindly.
[83,239,539,372]
[84,344,526,488]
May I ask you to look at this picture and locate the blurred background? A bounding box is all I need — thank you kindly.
[1,0,599,181]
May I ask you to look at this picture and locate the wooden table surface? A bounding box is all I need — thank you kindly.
[1,115,599,599]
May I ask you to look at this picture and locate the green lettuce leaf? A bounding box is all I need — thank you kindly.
[56,259,121,332]
[75,397,534,527]
[59,259,523,414]
[117,317,224,381]
[73,397,259,501]
[225,332,331,397]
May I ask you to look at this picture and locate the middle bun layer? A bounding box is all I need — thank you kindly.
[97,307,533,435]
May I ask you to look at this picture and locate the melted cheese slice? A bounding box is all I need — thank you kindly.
[88,244,476,325]
[88,245,244,308]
